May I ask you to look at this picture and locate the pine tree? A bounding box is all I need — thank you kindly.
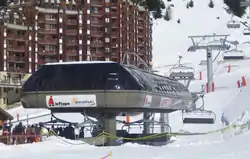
[189,0,194,8]
[177,18,181,23]
[208,0,214,8]
[223,0,247,17]
[186,3,189,9]
[164,7,171,21]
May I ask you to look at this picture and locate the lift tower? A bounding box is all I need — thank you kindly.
[187,34,230,92]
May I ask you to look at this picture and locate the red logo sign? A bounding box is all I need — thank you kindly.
[160,97,172,107]
[48,95,55,107]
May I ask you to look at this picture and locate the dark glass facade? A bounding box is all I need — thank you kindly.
[22,63,189,95]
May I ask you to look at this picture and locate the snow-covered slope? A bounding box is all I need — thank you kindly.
[5,0,250,158]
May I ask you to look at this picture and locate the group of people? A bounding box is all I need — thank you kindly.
[0,122,48,145]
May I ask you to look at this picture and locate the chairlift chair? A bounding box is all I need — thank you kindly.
[169,65,195,80]
[223,49,245,60]
[243,28,250,35]
[227,20,241,29]
[182,109,216,124]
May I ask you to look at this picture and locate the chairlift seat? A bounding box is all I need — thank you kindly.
[223,49,245,60]
[243,29,250,35]
[182,110,216,124]
[183,117,215,124]
[169,72,194,79]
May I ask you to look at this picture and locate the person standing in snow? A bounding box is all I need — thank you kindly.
[74,124,80,140]
[221,113,229,126]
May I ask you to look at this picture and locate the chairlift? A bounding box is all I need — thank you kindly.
[182,94,216,124]
[223,49,245,60]
[243,28,250,35]
[227,20,241,29]
[169,65,195,80]
[182,110,216,124]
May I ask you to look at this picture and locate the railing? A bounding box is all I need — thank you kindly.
[38,29,57,34]
[38,50,57,56]
[91,41,104,47]
[65,50,78,56]
[7,34,26,41]
[65,29,78,35]
[7,56,26,62]
[91,1,103,6]
[91,20,104,26]
[91,31,104,36]
[38,39,58,44]
[67,19,77,25]
[7,46,25,52]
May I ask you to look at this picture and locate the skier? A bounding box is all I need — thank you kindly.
[221,113,229,127]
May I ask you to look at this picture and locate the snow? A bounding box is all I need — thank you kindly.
[4,0,250,158]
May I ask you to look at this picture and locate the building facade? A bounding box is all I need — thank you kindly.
[0,0,152,107]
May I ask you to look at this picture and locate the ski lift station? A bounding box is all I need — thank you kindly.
[223,49,245,60]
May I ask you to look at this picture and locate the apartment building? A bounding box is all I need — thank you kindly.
[0,0,152,107]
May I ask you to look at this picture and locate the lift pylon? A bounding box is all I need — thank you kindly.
[187,34,230,93]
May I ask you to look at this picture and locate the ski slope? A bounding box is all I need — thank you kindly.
[4,0,250,158]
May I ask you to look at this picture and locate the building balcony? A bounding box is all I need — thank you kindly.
[7,46,25,52]
[6,67,26,73]
[137,50,145,56]
[65,40,78,46]
[138,23,144,30]
[91,51,104,57]
[91,1,103,7]
[91,41,104,47]
[65,50,78,56]
[91,31,104,37]
[111,43,118,48]
[110,52,118,58]
[111,3,117,9]
[6,56,26,63]
[138,17,144,21]
[111,12,118,19]
[44,58,58,63]
[65,29,78,35]
[138,42,144,47]
[91,20,104,27]
[67,19,77,25]
[91,12,104,18]
[111,33,118,38]
[38,39,58,45]
[38,50,57,56]
[38,18,57,24]
[138,34,144,39]
[38,29,58,35]
[38,59,45,65]
[7,34,26,42]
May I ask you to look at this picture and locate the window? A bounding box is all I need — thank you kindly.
[105,18,110,23]
[105,0,110,2]
[105,8,110,12]
[105,37,110,43]
[22,63,139,91]
[105,48,110,52]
